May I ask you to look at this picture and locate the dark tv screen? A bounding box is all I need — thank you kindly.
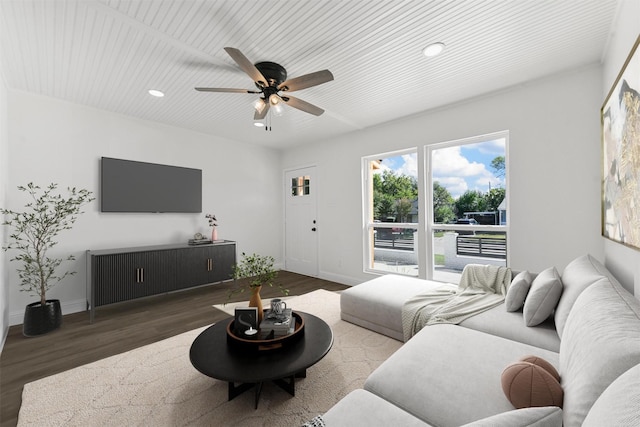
[101,157,202,213]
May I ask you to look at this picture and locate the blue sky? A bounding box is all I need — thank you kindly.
[377,138,506,199]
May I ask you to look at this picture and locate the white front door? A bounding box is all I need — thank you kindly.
[285,166,318,277]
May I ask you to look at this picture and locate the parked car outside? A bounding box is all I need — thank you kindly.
[454,218,478,235]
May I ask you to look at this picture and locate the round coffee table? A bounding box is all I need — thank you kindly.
[190,311,333,409]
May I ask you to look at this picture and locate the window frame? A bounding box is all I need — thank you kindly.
[362,148,420,276]
[425,131,510,279]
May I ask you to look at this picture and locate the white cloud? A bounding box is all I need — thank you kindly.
[432,146,503,197]
[474,138,506,156]
[396,154,418,178]
[437,176,468,197]
[432,146,485,177]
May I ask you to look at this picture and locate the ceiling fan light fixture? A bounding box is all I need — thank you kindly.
[148,89,165,97]
[254,98,266,113]
[269,94,281,105]
[423,42,445,57]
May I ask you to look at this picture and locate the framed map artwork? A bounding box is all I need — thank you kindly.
[601,35,640,250]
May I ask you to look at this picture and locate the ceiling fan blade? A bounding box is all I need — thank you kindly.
[278,70,334,92]
[254,102,270,120]
[224,47,268,87]
[195,87,260,93]
[282,95,325,116]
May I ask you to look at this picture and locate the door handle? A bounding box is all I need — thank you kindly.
[312,227,317,231]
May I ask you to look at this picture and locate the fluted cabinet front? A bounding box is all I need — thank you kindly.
[87,242,236,322]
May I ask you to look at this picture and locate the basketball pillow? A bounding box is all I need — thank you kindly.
[501,361,564,409]
[519,355,560,381]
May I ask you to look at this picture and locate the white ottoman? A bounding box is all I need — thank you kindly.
[340,274,448,341]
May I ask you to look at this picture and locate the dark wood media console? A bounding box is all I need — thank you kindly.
[86,241,236,322]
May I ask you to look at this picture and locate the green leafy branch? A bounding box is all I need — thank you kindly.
[228,252,288,300]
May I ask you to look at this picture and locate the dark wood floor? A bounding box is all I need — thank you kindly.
[0,272,348,427]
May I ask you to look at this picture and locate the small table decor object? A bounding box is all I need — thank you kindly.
[226,311,304,352]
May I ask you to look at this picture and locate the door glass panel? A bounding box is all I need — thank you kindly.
[291,176,311,196]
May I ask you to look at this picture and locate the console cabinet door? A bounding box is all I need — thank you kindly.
[93,250,175,306]
[174,244,236,289]
[211,243,236,283]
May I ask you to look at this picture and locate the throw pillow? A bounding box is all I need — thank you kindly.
[523,267,563,326]
[519,355,560,381]
[501,361,564,409]
[505,271,533,312]
[301,415,325,427]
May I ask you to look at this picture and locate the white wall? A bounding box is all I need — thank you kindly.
[5,90,282,325]
[601,0,640,296]
[0,75,8,349]
[283,65,606,288]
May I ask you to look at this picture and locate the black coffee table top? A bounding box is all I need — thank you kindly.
[190,311,333,384]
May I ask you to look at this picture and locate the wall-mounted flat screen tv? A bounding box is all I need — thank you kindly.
[101,157,202,213]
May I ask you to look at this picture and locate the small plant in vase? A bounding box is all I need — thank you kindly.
[229,252,289,323]
[1,183,95,336]
[205,213,218,241]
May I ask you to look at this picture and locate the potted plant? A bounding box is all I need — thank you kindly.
[1,183,95,336]
[230,252,288,323]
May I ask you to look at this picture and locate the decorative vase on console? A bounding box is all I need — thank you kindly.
[206,213,218,242]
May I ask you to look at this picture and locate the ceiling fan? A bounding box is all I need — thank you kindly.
[195,47,334,120]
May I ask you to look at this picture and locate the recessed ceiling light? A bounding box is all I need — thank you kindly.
[254,122,264,127]
[423,42,445,57]
[148,89,165,97]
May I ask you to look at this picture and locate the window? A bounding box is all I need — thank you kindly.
[363,149,419,277]
[362,133,509,282]
[427,132,509,283]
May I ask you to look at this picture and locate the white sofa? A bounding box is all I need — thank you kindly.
[321,255,640,426]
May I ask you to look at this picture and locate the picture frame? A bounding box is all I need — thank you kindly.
[601,34,640,251]
[234,307,258,335]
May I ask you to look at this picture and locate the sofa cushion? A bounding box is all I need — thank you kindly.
[559,279,640,427]
[582,363,640,427]
[555,254,620,338]
[505,271,533,311]
[364,324,559,426]
[460,407,563,427]
[523,267,563,326]
[459,305,560,352]
[501,361,563,409]
[341,274,451,341]
[321,389,431,427]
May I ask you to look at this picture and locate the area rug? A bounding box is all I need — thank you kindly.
[18,290,402,426]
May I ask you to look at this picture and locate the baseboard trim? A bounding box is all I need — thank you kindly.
[9,298,86,326]
[318,270,361,286]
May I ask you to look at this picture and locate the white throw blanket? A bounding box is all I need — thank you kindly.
[402,264,512,341]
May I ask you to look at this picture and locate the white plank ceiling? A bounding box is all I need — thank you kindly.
[0,0,620,149]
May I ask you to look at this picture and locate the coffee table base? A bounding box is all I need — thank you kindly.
[228,369,307,409]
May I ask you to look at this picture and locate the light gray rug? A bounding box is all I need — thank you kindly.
[18,290,402,426]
